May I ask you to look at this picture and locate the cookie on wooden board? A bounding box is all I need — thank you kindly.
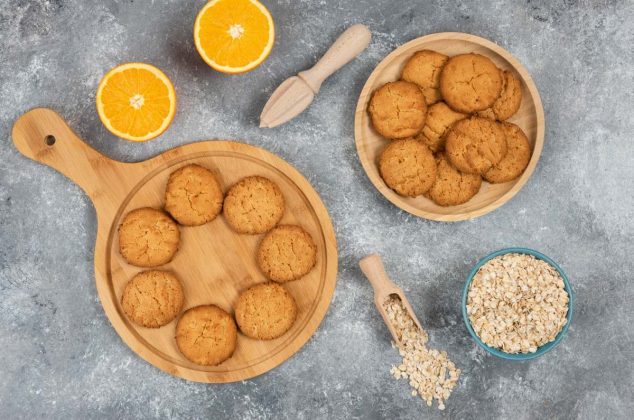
[118,207,180,267]
[426,154,482,206]
[401,50,449,105]
[440,53,503,113]
[478,70,523,121]
[379,138,437,197]
[416,101,467,152]
[445,117,508,175]
[368,81,427,139]
[235,282,298,340]
[121,270,184,328]
[223,176,285,234]
[257,225,317,283]
[164,164,224,226]
[175,305,237,366]
[484,122,531,183]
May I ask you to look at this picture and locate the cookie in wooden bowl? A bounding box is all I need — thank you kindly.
[440,53,503,113]
[367,81,427,139]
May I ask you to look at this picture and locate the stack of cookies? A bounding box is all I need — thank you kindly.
[368,51,532,206]
[116,164,318,367]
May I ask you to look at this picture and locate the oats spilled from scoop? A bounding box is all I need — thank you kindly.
[384,296,460,410]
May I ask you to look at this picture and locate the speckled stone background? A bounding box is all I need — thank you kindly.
[1,0,633,418]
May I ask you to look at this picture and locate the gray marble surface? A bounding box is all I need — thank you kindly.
[1,0,633,418]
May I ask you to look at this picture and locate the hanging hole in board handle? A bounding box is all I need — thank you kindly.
[45,135,56,146]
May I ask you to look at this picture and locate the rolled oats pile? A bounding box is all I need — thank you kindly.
[466,253,569,354]
[384,296,460,410]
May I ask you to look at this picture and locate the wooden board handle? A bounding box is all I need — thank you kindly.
[12,108,130,202]
[298,24,371,93]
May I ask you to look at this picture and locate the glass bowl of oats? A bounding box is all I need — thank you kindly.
[461,248,573,360]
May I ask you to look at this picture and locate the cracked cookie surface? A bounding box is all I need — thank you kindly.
[484,122,531,183]
[118,207,180,267]
[175,305,237,366]
[223,176,285,234]
[401,49,449,105]
[368,81,427,139]
[426,153,482,206]
[440,53,503,113]
[164,164,224,226]
[121,270,184,328]
[445,117,508,175]
[477,70,523,121]
[379,138,437,197]
[235,282,297,340]
[257,225,317,283]
[415,101,467,152]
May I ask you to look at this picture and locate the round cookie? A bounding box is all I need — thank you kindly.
[379,138,437,197]
[415,101,467,152]
[121,270,184,328]
[445,117,508,175]
[175,305,237,366]
[234,282,298,340]
[440,53,503,113]
[257,225,317,283]
[426,154,482,206]
[118,208,180,267]
[223,176,285,234]
[164,164,223,226]
[367,81,427,139]
[484,122,531,183]
[401,50,449,105]
[478,70,523,121]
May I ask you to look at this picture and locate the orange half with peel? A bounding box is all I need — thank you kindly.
[96,63,176,142]
[194,0,275,74]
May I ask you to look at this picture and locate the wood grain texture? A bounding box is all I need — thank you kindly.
[355,32,545,221]
[12,108,338,383]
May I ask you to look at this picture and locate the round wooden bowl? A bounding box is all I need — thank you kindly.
[354,32,545,221]
[12,109,338,383]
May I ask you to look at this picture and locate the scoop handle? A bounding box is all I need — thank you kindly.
[298,24,371,93]
[359,254,399,298]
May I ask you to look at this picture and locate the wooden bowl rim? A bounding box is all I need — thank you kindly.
[95,140,338,383]
[354,32,545,222]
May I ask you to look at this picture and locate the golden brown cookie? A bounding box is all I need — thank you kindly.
[121,270,184,328]
[416,101,467,152]
[118,208,180,267]
[401,50,449,105]
[257,225,317,283]
[426,154,482,206]
[440,53,503,113]
[175,305,237,366]
[484,122,531,183]
[164,164,224,226]
[234,282,297,340]
[478,70,523,121]
[445,117,508,175]
[379,138,437,197]
[223,176,285,234]
[367,81,427,139]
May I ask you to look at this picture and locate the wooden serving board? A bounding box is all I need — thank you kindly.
[12,108,338,383]
[355,32,545,221]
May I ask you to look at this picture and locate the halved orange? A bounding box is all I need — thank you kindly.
[96,63,176,142]
[194,0,275,74]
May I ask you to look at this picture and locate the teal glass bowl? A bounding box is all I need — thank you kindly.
[461,247,573,360]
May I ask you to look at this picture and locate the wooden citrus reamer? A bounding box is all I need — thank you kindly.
[359,254,423,346]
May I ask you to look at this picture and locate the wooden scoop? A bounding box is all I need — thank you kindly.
[359,254,423,346]
[260,24,371,128]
